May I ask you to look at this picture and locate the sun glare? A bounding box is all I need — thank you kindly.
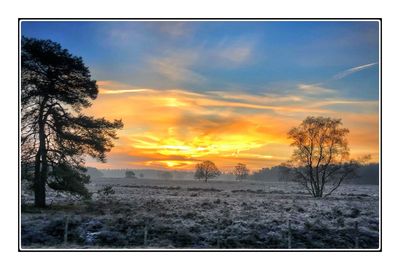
[85,81,379,171]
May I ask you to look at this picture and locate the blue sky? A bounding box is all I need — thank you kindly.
[21,20,380,169]
[22,20,379,99]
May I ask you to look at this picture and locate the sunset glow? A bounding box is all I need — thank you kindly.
[84,82,379,170]
[22,21,380,171]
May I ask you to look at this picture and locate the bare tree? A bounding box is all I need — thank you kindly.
[125,170,137,179]
[285,116,366,198]
[194,161,221,182]
[233,163,250,180]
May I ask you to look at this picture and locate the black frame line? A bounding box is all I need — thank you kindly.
[18,18,382,252]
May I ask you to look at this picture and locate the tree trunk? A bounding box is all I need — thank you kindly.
[34,98,48,208]
[34,154,47,207]
[34,124,47,207]
[33,150,44,207]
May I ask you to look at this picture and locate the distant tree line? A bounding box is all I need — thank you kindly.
[250,163,378,185]
[250,165,289,181]
[86,162,378,185]
[94,168,194,180]
[85,167,104,179]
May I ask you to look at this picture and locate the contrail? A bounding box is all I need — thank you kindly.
[332,62,378,80]
[299,62,378,92]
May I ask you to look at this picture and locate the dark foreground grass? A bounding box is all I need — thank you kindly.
[21,185,379,249]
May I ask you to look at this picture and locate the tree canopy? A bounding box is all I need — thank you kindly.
[21,37,123,207]
[125,170,137,179]
[284,116,363,197]
[194,161,221,182]
[233,163,250,180]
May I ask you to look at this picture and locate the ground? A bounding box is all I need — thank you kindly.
[20,178,380,249]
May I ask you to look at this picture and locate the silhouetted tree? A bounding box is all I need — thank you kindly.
[233,163,249,180]
[194,161,221,182]
[285,116,364,197]
[125,170,137,178]
[21,37,123,207]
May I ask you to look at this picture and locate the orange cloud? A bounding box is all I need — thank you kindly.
[85,82,379,171]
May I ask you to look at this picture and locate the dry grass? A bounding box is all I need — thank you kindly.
[21,178,379,249]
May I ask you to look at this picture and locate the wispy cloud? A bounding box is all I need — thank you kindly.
[104,22,193,44]
[297,62,378,95]
[149,22,192,38]
[85,86,379,170]
[333,62,378,80]
[97,80,138,90]
[297,84,336,95]
[147,51,206,84]
[100,89,154,94]
[213,38,256,66]
[100,25,261,90]
[141,39,257,86]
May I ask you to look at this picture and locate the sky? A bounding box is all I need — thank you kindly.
[21,20,380,171]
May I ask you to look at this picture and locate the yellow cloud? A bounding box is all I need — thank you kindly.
[85,84,379,170]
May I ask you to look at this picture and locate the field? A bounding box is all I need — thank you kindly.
[21,178,380,249]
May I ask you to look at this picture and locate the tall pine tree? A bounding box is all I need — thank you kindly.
[21,37,123,207]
